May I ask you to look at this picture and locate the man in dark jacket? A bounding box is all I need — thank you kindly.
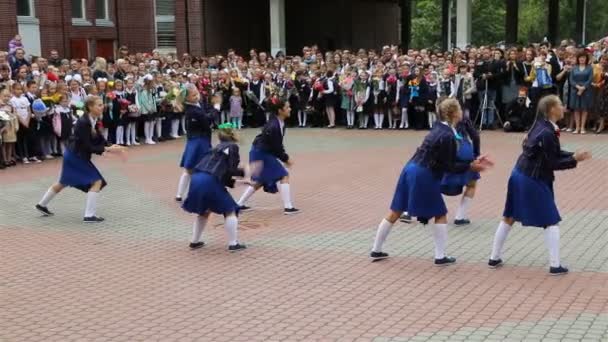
[473,47,501,129]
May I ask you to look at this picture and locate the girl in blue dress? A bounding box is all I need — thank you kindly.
[236,96,299,215]
[175,84,215,202]
[440,117,481,225]
[35,95,126,223]
[182,123,247,252]
[370,98,492,265]
[489,95,591,275]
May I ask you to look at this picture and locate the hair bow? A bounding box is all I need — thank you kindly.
[218,122,235,130]
[97,77,108,83]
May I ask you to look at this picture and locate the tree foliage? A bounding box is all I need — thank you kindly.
[410,0,608,49]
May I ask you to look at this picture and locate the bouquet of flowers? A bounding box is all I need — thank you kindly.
[386,75,398,85]
[71,100,85,117]
[408,78,420,101]
[353,80,367,112]
[313,79,324,92]
[106,91,117,101]
[0,110,10,121]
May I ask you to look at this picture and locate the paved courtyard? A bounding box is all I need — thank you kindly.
[2,128,608,342]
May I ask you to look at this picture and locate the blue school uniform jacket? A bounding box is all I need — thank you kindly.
[410,122,470,177]
[252,116,289,162]
[515,119,577,182]
[184,103,212,139]
[69,114,106,160]
[195,141,245,188]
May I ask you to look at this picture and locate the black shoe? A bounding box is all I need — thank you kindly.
[488,259,503,269]
[283,207,300,215]
[189,242,205,249]
[399,214,412,223]
[454,219,471,226]
[549,265,569,276]
[370,251,389,261]
[83,216,105,223]
[35,204,54,216]
[434,256,456,266]
[228,243,247,252]
[175,196,182,202]
[238,205,251,212]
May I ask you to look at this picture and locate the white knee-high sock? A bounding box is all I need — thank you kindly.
[144,121,151,142]
[176,172,191,198]
[116,126,124,145]
[265,113,270,122]
[238,185,256,206]
[433,223,448,259]
[224,215,239,246]
[181,116,187,134]
[38,187,58,206]
[544,225,561,268]
[298,111,303,126]
[131,124,138,144]
[191,215,208,243]
[279,183,294,209]
[490,221,512,260]
[237,117,242,129]
[84,192,99,218]
[102,128,109,141]
[374,114,379,128]
[364,115,369,127]
[379,114,384,128]
[455,196,472,220]
[400,108,408,128]
[372,219,393,252]
[303,113,307,126]
[388,114,393,128]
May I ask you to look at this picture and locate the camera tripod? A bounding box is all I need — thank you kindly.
[473,79,504,131]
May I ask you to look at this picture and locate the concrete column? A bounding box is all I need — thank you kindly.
[400,0,411,50]
[505,0,518,45]
[455,0,471,48]
[270,0,286,57]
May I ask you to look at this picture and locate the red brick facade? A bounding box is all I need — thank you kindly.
[5,0,398,60]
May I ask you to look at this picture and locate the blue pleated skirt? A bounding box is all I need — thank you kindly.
[182,172,239,215]
[503,168,561,227]
[441,139,480,196]
[59,149,107,193]
[390,162,447,221]
[249,148,288,194]
[179,137,211,169]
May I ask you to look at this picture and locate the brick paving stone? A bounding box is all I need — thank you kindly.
[1,129,607,341]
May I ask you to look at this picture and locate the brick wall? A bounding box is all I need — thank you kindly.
[176,0,204,56]
[116,0,155,54]
[0,1,18,52]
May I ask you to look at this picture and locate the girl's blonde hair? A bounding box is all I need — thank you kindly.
[218,126,238,142]
[85,95,102,112]
[536,95,561,118]
[94,57,107,71]
[438,97,461,121]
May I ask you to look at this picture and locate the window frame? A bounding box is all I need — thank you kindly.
[154,0,176,50]
[17,0,35,17]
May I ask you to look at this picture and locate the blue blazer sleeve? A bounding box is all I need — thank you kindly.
[74,117,105,157]
[438,135,470,174]
[541,133,577,171]
[227,144,245,178]
[263,119,289,162]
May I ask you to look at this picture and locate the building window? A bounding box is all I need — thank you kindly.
[96,0,108,20]
[17,0,34,17]
[155,0,176,49]
[72,0,85,19]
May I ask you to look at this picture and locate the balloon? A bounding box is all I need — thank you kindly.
[32,99,48,113]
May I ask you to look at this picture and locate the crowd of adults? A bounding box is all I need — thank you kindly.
[1,33,607,170]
